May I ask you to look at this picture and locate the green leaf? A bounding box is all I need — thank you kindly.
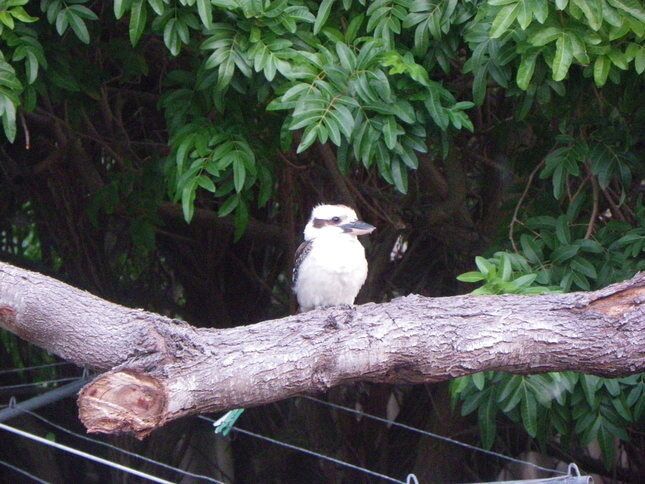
[571,271,590,290]
[233,159,246,193]
[197,175,216,192]
[529,27,563,46]
[597,425,615,468]
[0,11,15,29]
[472,372,486,391]
[602,379,620,397]
[475,256,494,276]
[297,126,319,154]
[114,0,128,19]
[218,194,239,217]
[490,3,520,39]
[10,6,38,22]
[498,375,521,403]
[67,11,90,44]
[0,95,17,142]
[551,244,580,263]
[573,0,603,30]
[611,398,634,422]
[55,10,68,35]
[425,87,448,130]
[555,215,571,244]
[578,239,603,253]
[516,52,538,90]
[391,159,408,194]
[383,116,398,149]
[570,257,598,279]
[520,234,542,263]
[552,33,574,81]
[457,271,485,282]
[582,375,600,407]
[314,0,335,35]
[68,5,98,20]
[233,199,249,241]
[607,0,645,23]
[129,0,147,46]
[500,254,512,281]
[521,386,538,437]
[634,46,645,74]
[593,56,611,86]
[512,273,537,288]
[478,393,497,449]
[181,179,197,222]
[196,0,212,28]
[345,13,364,43]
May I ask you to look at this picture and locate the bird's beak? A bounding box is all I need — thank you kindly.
[341,220,376,236]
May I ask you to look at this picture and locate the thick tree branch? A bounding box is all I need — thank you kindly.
[0,261,643,438]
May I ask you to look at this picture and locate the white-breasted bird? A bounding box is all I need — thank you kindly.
[293,204,375,312]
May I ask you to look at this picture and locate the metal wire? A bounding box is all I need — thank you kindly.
[199,415,405,483]
[0,457,50,484]
[0,379,89,423]
[302,395,567,476]
[0,377,82,391]
[22,409,223,484]
[0,421,174,484]
[0,362,74,375]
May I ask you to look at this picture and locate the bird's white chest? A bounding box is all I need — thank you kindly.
[294,235,368,311]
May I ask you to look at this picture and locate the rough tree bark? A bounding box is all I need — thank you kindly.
[0,261,643,438]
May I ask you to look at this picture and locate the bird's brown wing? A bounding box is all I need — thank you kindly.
[292,240,313,287]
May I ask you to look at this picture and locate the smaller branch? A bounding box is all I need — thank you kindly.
[570,174,590,203]
[601,187,627,222]
[19,113,30,150]
[608,185,636,219]
[317,143,357,209]
[277,151,308,171]
[585,174,600,239]
[158,202,288,247]
[510,160,544,253]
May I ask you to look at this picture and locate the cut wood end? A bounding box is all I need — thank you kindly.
[0,305,18,333]
[588,286,645,318]
[78,370,166,439]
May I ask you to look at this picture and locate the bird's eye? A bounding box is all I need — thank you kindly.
[331,216,341,223]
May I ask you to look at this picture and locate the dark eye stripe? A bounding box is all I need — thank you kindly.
[312,217,341,228]
[312,218,327,228]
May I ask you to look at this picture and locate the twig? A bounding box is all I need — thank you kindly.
[317,142,357,209]
[570,174,590,203]
[19,113,30,150]
[277,151,308,171]
[585,174,599,239]
[601,188,627,222]
[509,159,544,253]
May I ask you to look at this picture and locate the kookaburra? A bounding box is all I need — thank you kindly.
[293,204,375,312]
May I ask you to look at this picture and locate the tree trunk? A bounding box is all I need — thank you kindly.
[0,261,643,438]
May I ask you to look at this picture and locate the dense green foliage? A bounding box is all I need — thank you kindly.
[0,0,643,481]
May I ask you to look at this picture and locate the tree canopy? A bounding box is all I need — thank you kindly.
[0,0,643,482]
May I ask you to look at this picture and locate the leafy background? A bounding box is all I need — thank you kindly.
[0,0,643,481]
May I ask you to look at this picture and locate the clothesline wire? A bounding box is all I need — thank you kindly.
[0,377,83,391]
[0,373,566,480]
[0,362,75,376]
[0,457,50,484]
[0,421,174,484]
[301,395,567,476]
[21,408,223,484]
[198,415,405,484]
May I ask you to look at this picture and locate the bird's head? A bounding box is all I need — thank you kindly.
[303,204,375,241]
